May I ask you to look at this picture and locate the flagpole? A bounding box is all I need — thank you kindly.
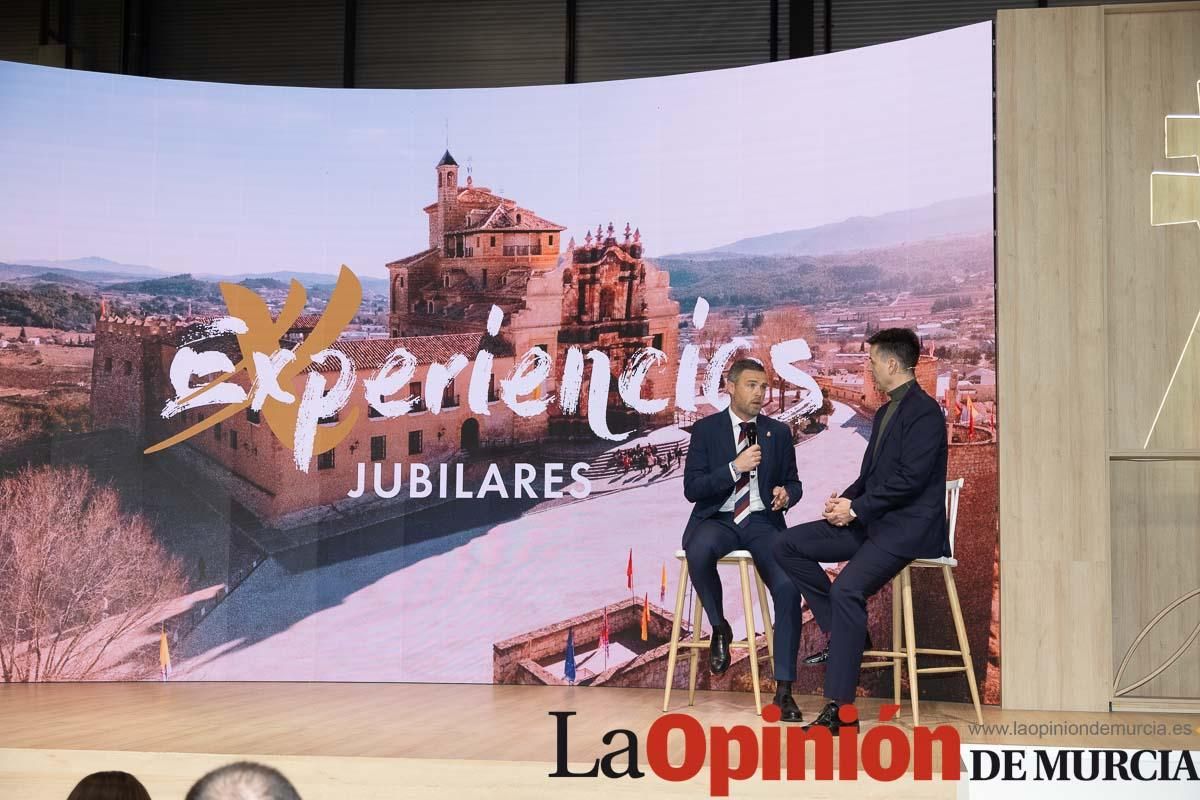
[603,604,608,672]
[627,548,634,604]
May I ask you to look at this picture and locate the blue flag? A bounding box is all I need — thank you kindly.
[564,628,577,685]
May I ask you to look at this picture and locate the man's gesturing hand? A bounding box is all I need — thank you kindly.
[771,486,789,511]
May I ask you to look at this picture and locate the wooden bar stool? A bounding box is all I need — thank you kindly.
[662,549,774,714]
[860,478,984,725]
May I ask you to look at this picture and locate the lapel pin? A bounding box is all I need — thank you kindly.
[766,431,772,438]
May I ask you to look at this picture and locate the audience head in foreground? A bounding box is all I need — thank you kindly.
[186,762,301,800]
[66,771,152,800]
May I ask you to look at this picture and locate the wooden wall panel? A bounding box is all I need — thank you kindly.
[997,5,1112,711]
[1110,461,1200,699]
[1105,5,1200,710]
[999,2,1200,712]
[1106,9,1200,450]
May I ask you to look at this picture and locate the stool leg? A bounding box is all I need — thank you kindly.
[943,565,984,724]
[892,574,902,715]
[901,566,920,727]
[739,559,762,715]
[687,589,704,706]
[753,566,775,664]
[663,559,690,712]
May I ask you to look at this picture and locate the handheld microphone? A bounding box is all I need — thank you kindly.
[746,422,758,478]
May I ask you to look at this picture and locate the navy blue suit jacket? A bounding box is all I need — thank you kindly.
[682,410,803,546]
[844,382,950,560]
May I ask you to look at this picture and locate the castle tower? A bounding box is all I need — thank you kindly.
[437,149,458,203]
[554,223,680,436]
[945,367,960,442]
[431,150,459,249]
[90,314,170,443]
[393,153,567,338]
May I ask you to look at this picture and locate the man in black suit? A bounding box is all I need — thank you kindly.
[683,358,806,721]
[774,328,949,732]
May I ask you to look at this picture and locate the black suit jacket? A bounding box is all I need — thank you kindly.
[682,410,803,546]
[843,382,950,560]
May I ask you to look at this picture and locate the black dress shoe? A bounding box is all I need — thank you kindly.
[774,693,803,723]
[803,701,860,733]
[709,620,732,675]
[801,644,829,665]
[801,632,874,665]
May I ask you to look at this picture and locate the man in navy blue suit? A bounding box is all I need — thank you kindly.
[775,328,949,732]
[683,358,806,722]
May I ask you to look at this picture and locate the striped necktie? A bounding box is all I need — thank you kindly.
[733,421,752,525]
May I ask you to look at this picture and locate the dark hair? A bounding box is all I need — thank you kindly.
[867,328,920,371]
[725,357,766,384]
[67,772,152,800]
[186,762,300,800]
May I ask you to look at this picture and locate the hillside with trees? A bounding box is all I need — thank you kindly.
[0,285,98,331]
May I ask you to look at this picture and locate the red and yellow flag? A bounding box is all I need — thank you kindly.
[660,562,667,603]
[159,627,172,681]
[640,593,649,641]
[626,549,633,590]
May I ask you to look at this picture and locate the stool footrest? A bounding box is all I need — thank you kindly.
[863,647,964,659]
[863,649,905,659]
[677,640,762,650]
[916,666,969,675]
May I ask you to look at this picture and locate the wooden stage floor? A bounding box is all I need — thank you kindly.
[1,683,1196,798]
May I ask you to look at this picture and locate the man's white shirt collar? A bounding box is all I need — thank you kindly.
[728,407,757,432]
